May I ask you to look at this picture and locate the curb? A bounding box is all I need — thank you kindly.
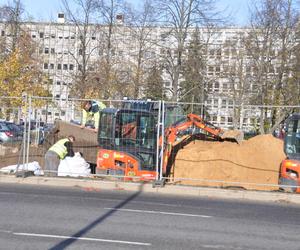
[1,174,300,205]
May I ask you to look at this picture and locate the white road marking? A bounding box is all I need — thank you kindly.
[13,232,151,246]
[0,230,12,233]
[104,207,212,218]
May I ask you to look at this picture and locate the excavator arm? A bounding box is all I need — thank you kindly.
[165,113,243,145]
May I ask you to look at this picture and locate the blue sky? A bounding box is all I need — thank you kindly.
[0,0,251,25]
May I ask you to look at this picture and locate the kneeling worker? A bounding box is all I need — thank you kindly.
[80,100,106,133]
[44,135,75,176]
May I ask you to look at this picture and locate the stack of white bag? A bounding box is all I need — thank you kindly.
[58,152,91,177]
[0,161,44,176]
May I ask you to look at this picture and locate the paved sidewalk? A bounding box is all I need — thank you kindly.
[1,174,300,205]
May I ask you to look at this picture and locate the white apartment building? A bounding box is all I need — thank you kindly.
[1,14,290,130]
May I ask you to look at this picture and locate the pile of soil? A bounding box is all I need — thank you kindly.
[173,135,286,191]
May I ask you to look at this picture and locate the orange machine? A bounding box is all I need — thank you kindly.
[279,114,300,192]
[96,103,243,181]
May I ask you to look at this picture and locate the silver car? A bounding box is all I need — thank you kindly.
[0,121,23,145]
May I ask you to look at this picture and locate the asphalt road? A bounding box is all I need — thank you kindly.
[0,183,300,250]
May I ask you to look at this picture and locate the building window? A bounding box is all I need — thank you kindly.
[39,32,44,38]
[214,82,220,90]
[63,64,68,70]
[79,49,82,55]
[32,34,36,38]
[55,95,60,98]
[43,63,48,69]
[215,66,220,75]
[44,48,49,54]
[57,81,61,85]
[57,64,62,70]
[50,63,54,69]
[50,48,55,54]
[78,64,82,71]
[92,36,96,40]
[1,30,5,36]
[51,34,55,38]
[69,64,74,70]
[221,99,227,108]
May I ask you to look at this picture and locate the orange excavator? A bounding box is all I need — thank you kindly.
[96,101,243,181]
[279,113,300,192]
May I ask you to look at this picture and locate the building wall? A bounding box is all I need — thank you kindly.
[0,18,290,129]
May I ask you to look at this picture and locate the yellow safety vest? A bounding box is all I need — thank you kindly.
[48,138,70,159]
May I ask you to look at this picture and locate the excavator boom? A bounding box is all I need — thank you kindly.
[186,113,244,144]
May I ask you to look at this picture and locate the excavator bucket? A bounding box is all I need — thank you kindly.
[220,129,244,144]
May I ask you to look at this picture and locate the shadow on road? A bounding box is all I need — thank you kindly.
[49,184,144,250]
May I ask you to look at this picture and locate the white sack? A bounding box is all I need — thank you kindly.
[0,161,44,176]
[58,152,91,177]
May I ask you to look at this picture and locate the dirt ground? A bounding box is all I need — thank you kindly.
[172,135,286,191]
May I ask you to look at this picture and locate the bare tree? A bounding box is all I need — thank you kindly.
[62,0,99,98]
[123,0,158,98]
[155,0,219,101]
[246,0,299,134]
[93,0,123,98]
[0,0,24,59]
[218,32,254,129]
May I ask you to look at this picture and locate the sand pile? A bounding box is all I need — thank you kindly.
[173,135,286,191]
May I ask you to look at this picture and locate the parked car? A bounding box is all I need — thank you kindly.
[0,121,23,145]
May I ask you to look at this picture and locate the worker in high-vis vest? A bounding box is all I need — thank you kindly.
[80,100,106,132]
[44,135,75,176]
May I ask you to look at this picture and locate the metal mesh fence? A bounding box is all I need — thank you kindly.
[1,95,300,192]
[162,101,300,191]
[0,97,24,171]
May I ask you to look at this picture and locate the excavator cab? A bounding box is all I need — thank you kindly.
[280,114,300,192]
[96,108,157,179]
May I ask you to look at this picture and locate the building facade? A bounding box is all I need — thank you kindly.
[1,14,296,130]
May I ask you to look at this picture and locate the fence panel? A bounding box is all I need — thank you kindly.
[162,101,300,191]
[23,97,161,180]
[0,97,25,171]
[1,95,300,192]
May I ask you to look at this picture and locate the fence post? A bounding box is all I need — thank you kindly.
[16,93,28,177]
[159,101,165,182]
[25,95,32,172]
[155,101,161,181]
